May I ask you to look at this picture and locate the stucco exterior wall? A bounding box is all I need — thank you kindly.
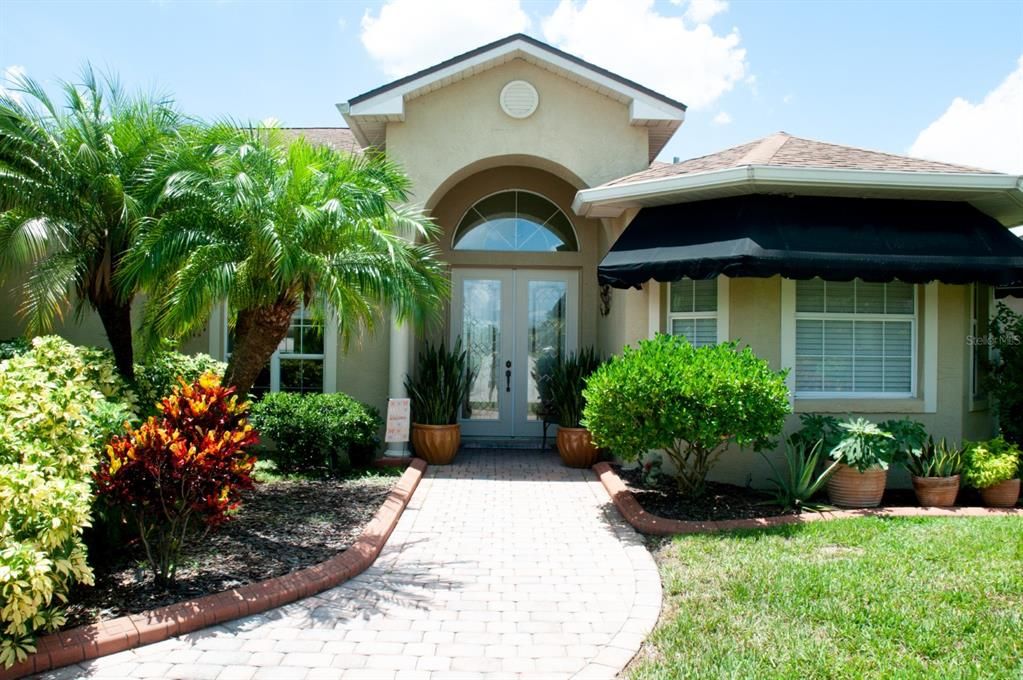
[384,58,650,207]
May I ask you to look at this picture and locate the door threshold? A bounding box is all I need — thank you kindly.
[461,437,549,450]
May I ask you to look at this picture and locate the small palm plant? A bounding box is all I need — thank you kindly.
[762,438,839,512]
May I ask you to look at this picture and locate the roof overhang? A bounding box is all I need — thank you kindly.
[337,34,686,162]
[573,165,1023,227]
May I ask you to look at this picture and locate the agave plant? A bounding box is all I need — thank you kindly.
[762,438,839,512]
[404,338,475,425]
[549,347,602,428]
[907,437,964,478]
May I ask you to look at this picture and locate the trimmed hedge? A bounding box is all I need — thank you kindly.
[249,392,381,475]
[133,350,226,414]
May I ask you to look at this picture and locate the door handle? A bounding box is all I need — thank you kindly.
[505,360,512,392]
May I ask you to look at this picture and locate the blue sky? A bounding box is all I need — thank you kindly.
[1,0,1021,171]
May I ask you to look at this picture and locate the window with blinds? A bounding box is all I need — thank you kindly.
[795,279,916,397]
[668,279,717,347]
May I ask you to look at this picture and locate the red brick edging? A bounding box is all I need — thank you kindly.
[594,461,1023,536]
[2,458,427,680]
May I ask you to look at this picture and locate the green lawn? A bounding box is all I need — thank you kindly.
[631,517,1023,680]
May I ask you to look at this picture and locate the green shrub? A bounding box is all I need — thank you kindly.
[878,418,928,465]
[0,338,29,361]
[0,336,136,667]
[133,350,226,414]
[962,436,1021,489]
[986,304,1023,447]
[249,392,381,475]
[583,335,790,496]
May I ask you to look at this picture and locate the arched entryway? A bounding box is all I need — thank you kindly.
[426,164,600,439]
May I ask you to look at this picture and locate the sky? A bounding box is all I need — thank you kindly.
[1,0,1021,172]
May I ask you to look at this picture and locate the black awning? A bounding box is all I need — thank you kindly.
[598,195,1023,289]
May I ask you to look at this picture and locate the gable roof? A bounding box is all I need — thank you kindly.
[279,127,362,154]
[574,132,1023,226]
[338,34,686,162]
[605,132,994,187]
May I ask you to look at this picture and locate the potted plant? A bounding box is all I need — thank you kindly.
[962,436,1021,507]
[550,347,603,468]
[905,437,963,507]
[404,339,474,465]
[827,418,894,507]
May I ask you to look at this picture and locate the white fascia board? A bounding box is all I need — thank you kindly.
[345,38,685,125]
[574,166,1023,214]
[335,104,372,148]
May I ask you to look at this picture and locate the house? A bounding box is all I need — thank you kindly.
[4,33,1023,486]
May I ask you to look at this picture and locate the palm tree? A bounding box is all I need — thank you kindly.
[123,123,448,395]
[0,67,183,379]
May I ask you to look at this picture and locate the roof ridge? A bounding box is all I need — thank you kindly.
[738,132,791,166]
[784,133,997,173]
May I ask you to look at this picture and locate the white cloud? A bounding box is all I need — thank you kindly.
[712,111,732,125]
[360,0,531,78]
[682,0,729,24]
[337,17,347,31]
[909,56,1023,174]
[0,65,26,104]
[541,0,747,110]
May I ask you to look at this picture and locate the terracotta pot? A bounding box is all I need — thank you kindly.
[911,474,960,507]
[410,423,460,465]
[827,463,887,508]
[556,427,600,469]
[979,478,1021,508]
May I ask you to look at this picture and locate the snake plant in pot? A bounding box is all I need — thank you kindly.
[404,338,474,465]
[906,437,963,507]
[550,347,603,468]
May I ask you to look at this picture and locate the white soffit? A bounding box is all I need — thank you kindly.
[572,167,1023,227]
[338,35,686,161]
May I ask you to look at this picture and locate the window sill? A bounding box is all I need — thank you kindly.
[794,397,925,414]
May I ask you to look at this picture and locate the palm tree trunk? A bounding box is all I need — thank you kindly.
[95,297,135,381]
[224,302,297,395]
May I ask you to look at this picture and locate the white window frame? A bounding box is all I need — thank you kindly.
[652,276,729,343]
[211,303,337,393]
[781,279,925,402]
[970,283,993,407]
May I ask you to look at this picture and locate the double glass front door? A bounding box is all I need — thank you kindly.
[452,269,579,437]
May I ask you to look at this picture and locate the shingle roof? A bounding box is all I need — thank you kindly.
[280,127,362,154]
[605,132,997,186]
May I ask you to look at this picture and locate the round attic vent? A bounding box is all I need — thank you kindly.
[500,80,539,119]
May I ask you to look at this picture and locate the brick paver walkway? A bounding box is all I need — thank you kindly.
[42,450,661,680]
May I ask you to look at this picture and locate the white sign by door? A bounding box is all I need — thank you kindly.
[385,398,411,443]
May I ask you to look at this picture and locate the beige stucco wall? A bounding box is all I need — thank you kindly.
[384,58,651,208]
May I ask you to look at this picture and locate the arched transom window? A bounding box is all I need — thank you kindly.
[453,190,578,252]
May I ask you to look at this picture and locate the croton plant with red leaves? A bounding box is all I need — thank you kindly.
[95,372,259,586]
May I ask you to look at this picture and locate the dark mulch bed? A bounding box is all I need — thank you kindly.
[63,470,399,629]
[613,465,985,522]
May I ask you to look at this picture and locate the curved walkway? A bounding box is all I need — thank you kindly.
[41,450,661,680]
